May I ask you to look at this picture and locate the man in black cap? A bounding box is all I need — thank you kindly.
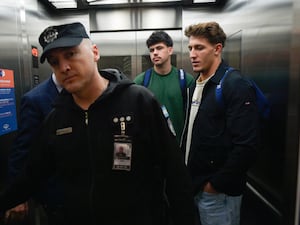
[0,22,195,225]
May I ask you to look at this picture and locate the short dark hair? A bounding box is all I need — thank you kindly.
[146,31,173,48]
[185,21,226,48]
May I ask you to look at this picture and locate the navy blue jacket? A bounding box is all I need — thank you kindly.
[182,61,259,196]
[8,76,62,206]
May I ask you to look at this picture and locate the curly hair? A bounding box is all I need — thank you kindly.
[146,31,173,48]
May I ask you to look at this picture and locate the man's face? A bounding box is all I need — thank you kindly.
[46,39,99,94]
[187,35,221,75]
[148,42,173,67]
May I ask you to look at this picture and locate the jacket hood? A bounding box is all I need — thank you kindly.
[99,68,132,85]
[99,68,134,95]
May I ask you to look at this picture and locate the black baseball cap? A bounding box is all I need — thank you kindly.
[39,22,90,63]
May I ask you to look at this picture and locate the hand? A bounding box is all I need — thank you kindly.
[203,182,218,194]
[4,202,28,224]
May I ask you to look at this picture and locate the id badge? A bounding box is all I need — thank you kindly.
[112,135,132,171]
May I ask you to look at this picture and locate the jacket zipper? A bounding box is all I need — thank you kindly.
[85,110,96,224]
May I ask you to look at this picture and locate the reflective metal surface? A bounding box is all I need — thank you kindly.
[0,0,299,224]
[90,7,182,31]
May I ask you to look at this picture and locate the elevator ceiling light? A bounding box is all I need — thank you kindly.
[44,0,219,9]
[48,0,77,8]
[88,0,129,5]
[87,0,180,5]
[193,0,216,2]
[142,0,180,2]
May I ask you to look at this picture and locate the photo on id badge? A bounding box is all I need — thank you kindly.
[113,142,132,171]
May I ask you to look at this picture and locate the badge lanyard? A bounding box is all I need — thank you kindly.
[112,116,132,171]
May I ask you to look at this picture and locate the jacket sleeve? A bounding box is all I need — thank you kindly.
[210,72,260,195]
[8,94,44,180]
[147,96,195,225]
[0,112,55,212]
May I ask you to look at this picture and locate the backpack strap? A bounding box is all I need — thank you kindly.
[216,67,271,123]
[247,78,270,120]
[142,68,153,87]
[178,69,186,93]
[215,67,236,107]
[143,67,187,102]
[178,69,187,108]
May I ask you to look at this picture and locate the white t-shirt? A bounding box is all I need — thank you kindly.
[185,75,213,165]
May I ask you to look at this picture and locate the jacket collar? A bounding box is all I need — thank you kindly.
[190,59,229,91]
[209,60,230,85]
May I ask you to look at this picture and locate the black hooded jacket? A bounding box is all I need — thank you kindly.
[0,70,195,225]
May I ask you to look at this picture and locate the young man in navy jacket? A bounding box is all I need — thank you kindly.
[183,21,259,225]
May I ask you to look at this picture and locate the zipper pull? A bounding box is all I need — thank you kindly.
[85,111,88,125]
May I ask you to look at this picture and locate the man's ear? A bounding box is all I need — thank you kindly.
[214,43,223,55]
[168,46,174,55]
[93,44,100,61]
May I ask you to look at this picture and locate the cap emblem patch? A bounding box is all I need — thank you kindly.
[43,28,58,44]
